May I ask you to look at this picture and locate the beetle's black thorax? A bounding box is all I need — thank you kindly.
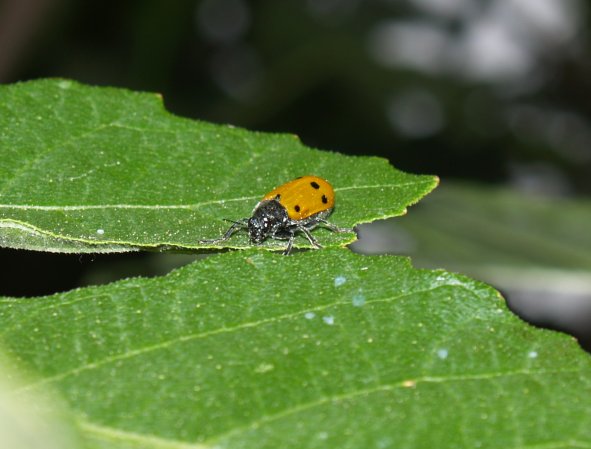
[247,199,290,243]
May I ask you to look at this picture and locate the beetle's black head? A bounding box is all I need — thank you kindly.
[248,199,289,244]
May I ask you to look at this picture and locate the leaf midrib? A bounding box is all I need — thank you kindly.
[14,283,470,393]
[0,180,434,211]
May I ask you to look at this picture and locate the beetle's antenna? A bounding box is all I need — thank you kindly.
[223,218,246,226]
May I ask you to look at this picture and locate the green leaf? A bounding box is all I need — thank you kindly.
[2,249,589,449]
[0,79,436,253]
[0,357,80,449]
[392,183,591,271]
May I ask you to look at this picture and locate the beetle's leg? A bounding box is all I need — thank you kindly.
[317,219,353,233]
[297,225,322,249]
[267,228,295,255]
[199,219,248,244]
[282,232,296,256]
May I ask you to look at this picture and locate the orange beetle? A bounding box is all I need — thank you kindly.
[201,176,351,255]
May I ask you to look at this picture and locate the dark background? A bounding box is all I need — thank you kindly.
[1,0,590,349]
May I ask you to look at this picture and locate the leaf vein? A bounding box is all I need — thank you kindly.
[14,286,451,392]
[0,180,431,211]
[206,368,585,445]
[77,418,209,449]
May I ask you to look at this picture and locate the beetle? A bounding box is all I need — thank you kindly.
[200,175,352,255]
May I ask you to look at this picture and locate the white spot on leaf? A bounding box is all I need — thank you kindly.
[352,290,366,307]
[334,276,347,287]
[254,363,274,373]
[322,316,335,325]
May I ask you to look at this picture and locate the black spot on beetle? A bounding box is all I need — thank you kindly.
[294,205,301,212]
[310,181,320,189]
[322,195,328,204]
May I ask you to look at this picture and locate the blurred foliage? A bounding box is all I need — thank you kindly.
[0,356,80,449]
[354,182,591,270]
[5,0,590,194]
